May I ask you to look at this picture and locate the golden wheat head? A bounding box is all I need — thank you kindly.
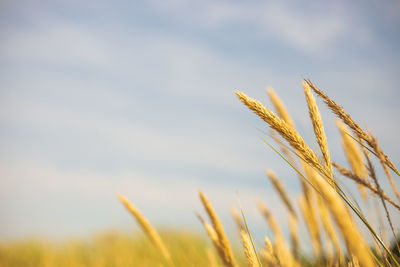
[235,90,328,178]
[117,194,171,261]
[199,191,237,267]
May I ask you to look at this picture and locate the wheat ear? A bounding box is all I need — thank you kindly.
[235,90,328,178]
[266,169,297,219]
[260,236,279,267]
[199,191,236,267]
[117,194,171,261]
[257,202,293,267]
[257,202,282,239]
[240,230,258,267]
[196,213,226,265]
[337,121,368,179]
[303,81,333,179]
[267,87,295,129]
[337,121,369,200]
[230,207,245,231]
[305,79,399,175]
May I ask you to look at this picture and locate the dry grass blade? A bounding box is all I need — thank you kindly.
[303,81,333,179]
[117,194,171,262]
[199,191,237,267]
[235,90,328,179]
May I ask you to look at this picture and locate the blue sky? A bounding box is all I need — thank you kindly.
[0,0,399,243]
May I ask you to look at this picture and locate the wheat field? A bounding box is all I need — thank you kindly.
[1,79,399,266]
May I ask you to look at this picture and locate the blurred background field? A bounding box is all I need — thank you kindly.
[0,230,235,266]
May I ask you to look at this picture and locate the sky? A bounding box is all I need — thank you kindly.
[0,0,399,244]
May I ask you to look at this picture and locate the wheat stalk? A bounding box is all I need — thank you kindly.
[117,194,171,262]
[302,81,333,179]
[199,191,237,267]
